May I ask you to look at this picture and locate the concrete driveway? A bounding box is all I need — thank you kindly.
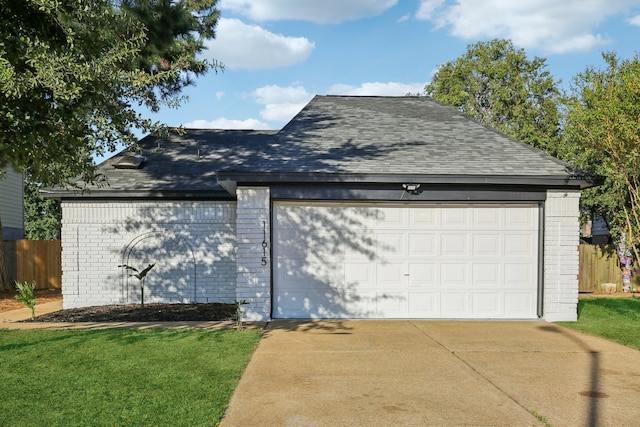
[221,320,640,427]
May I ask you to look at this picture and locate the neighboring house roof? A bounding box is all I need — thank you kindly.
[43,95,600,199]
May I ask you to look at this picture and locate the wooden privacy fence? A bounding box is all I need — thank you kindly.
[578,244,639,292]
[4,240,61,289]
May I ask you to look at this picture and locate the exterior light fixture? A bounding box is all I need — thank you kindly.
[402,183,421,194]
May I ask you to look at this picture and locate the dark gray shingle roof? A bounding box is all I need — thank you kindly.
[269,96,569,175]
[45,95,597,198]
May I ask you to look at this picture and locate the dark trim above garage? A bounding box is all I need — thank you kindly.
[41,189,234,200]
[217,172,598,190]
[270,183,549,202]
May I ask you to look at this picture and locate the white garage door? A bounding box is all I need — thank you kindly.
[273,203,539,319]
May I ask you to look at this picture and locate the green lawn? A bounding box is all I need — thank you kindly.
[0,328,262,426]
[559,297,640,350]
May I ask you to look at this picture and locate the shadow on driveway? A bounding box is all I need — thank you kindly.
[221,320,640,426]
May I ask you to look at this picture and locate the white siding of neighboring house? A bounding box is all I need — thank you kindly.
[61,200,237,309]
[0,168,24,240]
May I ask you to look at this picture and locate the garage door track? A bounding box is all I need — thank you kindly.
[221,320,640,426]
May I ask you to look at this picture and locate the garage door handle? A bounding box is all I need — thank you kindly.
[404,274,410,276]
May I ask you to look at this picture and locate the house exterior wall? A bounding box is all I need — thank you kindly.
[0,168,24,239]
[235,187,271,320]
[543,190,581,322]
[61,200,237,309]
[58,188,583,321]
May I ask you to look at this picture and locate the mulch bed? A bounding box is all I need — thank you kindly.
[31,303,237,323]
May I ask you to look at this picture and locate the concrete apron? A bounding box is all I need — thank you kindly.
[221,320,640,427]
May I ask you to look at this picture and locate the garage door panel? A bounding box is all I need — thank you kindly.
[408,293,439,317]
[277,288,369,319]
[276,259,308,285]
[344,262,375,287]
[471,293,501,317]
[275,229,306,258]
[375,207,404,228]
[504,293,535,317]
[409,208,437,226]
[472,234,501,256]
[409,233,438,256]
[505,208,537,228]
[377,232,406,257]
[504,234,535,256]
[441,233,469,256]
[504,263,535,288]
[377,262,405,287]
[344,242,374,261]
[440,293,468,317]
[274,203,538,319]
[376,292,407,317]
[473,208,501,228]
[408,263,437,287]
[472,263,501,287]
[277,258,344,292]
[441,208,469,228]
[441,263,467,286]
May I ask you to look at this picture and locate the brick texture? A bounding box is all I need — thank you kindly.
[543,190,581,321]
[235,187,271,320]
[61,201,236,308]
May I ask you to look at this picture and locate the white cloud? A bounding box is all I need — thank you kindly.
[220,0,397,23]
[215,91,225,100]
[204,18,314,69]
[182,118,271,130]
[629,14,640,26]
[416,0,640,53]
[328,82,426,96]
[252,85,315,122]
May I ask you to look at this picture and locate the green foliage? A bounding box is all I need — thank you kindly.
[24,174,61,240]
[564,53,640,258]
[119,263,155,307]
[426,39,563,156]
[0,328,262,425]
[559,297,640,350]
[234,299,249,329]
[14,281,36,320]
[0,0,221,186]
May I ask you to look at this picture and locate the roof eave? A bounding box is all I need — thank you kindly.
[40,188,233,200]
[216,172,601,190]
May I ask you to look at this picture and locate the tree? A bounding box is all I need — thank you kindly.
[425,39,563,156]
[24,175,61,240]
[1,0,221,184]
[564,52,640,261]
[0,0,222,289]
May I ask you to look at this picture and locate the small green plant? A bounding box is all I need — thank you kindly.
[234,300,249,329]
[528,409,552,427]
[118,263,155,307]
[14,281,37,320]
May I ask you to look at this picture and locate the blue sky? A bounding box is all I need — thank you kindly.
[143,0,640,133]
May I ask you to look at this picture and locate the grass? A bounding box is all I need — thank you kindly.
[0,328,262,426]
[528,409,552,427]
[559,297,640,350]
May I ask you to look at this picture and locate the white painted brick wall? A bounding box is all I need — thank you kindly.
[544,190,581,322]
[235,187,271,320]
[61,201,236,309]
